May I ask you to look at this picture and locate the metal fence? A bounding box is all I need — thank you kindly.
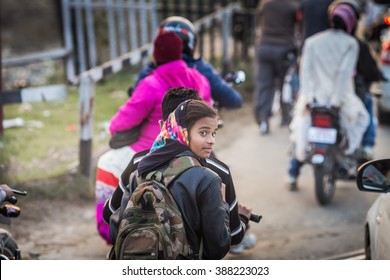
[2,0,258,82]
[62,0,255,84]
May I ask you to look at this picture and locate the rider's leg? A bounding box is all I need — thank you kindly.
[254,45,277,134]
[95,146,135,244]
[361,93,376,159]
[288,157,304,190]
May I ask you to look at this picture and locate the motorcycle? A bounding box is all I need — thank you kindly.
[0,186,27,260]
[306,104,362,205]
[215,70,246,129]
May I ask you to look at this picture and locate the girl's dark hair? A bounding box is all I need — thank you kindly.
[332,15,347,31]
[184,100,217,131]
[162,87,201,120]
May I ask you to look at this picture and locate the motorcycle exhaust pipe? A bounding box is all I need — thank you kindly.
[336,161,355,179]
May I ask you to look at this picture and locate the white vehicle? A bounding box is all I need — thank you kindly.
[356,158,390,259]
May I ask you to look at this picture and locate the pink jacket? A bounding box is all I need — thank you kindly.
[109,60,212,152]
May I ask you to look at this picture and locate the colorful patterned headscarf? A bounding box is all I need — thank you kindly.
[150,100,191,152]
[138,99,209,177]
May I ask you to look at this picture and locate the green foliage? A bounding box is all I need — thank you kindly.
[1,68,138,186]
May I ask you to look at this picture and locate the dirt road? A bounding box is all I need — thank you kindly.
[7,101,390,260]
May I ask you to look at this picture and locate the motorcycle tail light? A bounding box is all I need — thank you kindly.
[313,114,331,127]
[381,41,390,64]
[313,148,326,156]
[384,16,390,26]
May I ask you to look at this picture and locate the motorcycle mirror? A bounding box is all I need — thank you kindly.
[356,159,390,193]
[235,70,246,84]
[11,189,27,196]
[223,70,246,85]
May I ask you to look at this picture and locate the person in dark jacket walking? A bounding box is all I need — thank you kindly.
[300,0,335,41]
[134,99,231,259]
[254,0,301,134]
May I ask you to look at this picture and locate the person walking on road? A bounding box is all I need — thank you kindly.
[300,0,335,41]
[254,0,302,135]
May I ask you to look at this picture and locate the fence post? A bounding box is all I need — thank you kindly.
[106,0,118,60]
[85,0,98,68]
[221,9,232,74]
[208,1,216,61]
[150,0,158,38]
[139,0,149,46]
[61,0,76,83]
[161,0,169,19]
[78,75,95,177]
[117,0,129,55]
[128,0,139,51]
[197,0,205,57]
[75,0,87,73]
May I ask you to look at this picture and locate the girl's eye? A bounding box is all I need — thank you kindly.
[212,132,217,138]
[200,131,207,136]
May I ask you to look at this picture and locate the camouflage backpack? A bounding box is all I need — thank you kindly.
[111,156,201,260]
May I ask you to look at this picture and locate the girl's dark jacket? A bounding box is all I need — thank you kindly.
[109,149,231,260]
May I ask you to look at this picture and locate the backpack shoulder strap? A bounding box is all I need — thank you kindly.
[109,169,139,247]
[162,156,202,186]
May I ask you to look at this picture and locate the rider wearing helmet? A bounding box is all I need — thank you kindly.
[133,16,243,109]
[287,2,370,190]
[159,16,197,56]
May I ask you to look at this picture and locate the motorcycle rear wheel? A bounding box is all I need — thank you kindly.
[314,164,336,206]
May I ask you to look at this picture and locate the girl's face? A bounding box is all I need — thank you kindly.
[188,116,218,159]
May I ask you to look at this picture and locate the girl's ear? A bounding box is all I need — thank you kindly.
[184,128,190,144]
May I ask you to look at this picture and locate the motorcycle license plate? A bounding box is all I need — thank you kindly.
[307,127,337,144]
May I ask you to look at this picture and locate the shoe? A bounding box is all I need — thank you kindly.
[241,233,257,249]
[288,175,298,191]
[362,146,374,161]
[230,244,245,254]
[280,117,290,127]
[230,233,257,254]
[259,121,269,135]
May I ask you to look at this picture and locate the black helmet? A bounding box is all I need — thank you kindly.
[159,16,197,56]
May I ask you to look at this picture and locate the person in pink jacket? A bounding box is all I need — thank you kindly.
[95,31,212,244]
